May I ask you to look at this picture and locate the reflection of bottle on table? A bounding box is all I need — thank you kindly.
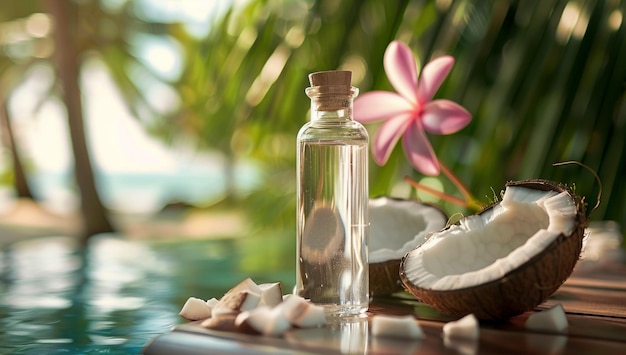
[295,70,369,316]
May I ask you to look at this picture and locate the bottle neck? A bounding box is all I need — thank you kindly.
[310,100,354,122]
[306,86,358,122]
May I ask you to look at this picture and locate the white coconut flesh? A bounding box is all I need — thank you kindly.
[369,197,447,263]
[403,186,577,291]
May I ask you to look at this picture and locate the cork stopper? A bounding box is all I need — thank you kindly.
[308,70,352,87]
[307,70,355,111]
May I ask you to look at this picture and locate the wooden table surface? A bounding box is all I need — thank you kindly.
[142,259,626,355]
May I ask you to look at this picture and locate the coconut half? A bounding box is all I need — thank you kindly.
[369,197,447,295]
[400,180,587,320]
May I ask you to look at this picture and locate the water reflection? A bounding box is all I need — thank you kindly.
[525,333,567,354]
[443,335,478,355]
[0,233,295,354]
[286,316,423,354]
[286,316,369,353]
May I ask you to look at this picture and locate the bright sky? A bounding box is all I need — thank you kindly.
[9,62,179,174]
[82,60,180,174]
[107,0,238,38]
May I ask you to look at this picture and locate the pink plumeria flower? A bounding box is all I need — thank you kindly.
[354,41,471,176]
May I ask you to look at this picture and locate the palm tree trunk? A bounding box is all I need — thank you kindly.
[0,89,33,199]
[45,0,114,242]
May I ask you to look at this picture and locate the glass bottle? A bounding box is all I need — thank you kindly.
[295,70,369,316]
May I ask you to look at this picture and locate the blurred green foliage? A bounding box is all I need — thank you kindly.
[1,0,624,237]
[193,0,625,235]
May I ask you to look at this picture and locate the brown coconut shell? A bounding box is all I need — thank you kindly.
[370,259,404,295]
[399,179,587,320]
[369,197,447,295]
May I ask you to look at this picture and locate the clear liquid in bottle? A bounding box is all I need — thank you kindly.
[295,71,369,316]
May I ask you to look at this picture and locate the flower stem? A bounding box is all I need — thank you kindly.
[439,162,472,201]
[439,162,483,211]
[404,162,483,211]
[403,176,470,208]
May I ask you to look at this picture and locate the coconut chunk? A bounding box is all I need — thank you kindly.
[224,277,263,297]
[233,311,261,334]
[238,306,291,337]
[443,314,479,340]
[212,290,261,315]
[371,315,423,340]
[258,282,283,307]
[206,297,219,308]
[278,295,326,328]
[200,313,238,332]
[525,304,568,332]
[179,297,213,321]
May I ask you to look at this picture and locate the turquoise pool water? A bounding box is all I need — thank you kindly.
[0,233,295,354]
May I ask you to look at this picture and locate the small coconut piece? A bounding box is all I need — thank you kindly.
[525,304,568,332]
[179,297,214,321]
[223,277,263,297]
[239,306,291,337]
[200,313,238,332]
[212,290,261,316]
[371,315,423,340]
[206,297,219,308]
[443,314,479,340]
[281,294,303,302]
[278,295,326,328]
[233,311,261,334]
[369,197,447,295]
[400,180,587,320]
[258,282,283,307]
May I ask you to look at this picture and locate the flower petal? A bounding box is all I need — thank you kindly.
[421,100,472,134]
[372,112,413,166]
[384,41,419,104]
[402,120,440,175]
[354,91,414,123]
[417,55,454,104]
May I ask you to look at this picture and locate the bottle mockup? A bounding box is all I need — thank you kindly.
[295,70,369,316]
